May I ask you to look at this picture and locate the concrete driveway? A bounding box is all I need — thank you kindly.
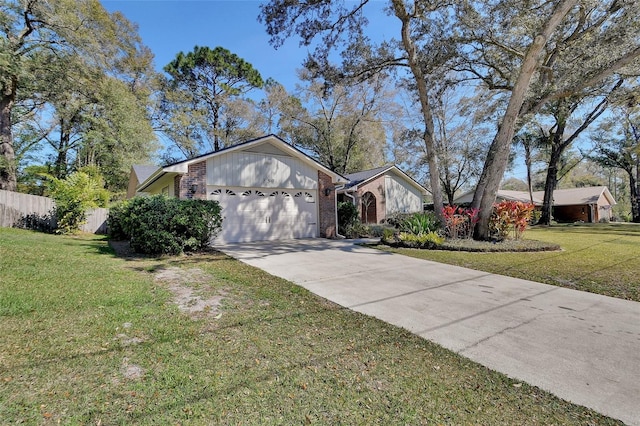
[220,239,640,425]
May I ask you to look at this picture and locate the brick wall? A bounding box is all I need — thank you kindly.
[318,170,336,238]
[177,160,207,199]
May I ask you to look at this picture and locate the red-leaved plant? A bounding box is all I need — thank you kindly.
[489,201,535,240]
[442,205,480,239]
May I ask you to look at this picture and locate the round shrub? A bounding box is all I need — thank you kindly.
[108,195,222,255]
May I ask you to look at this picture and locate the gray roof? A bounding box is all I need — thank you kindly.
[453,186,616,207]
[534,186,616,206]
[132,165,160,184]
[343,165,396,189]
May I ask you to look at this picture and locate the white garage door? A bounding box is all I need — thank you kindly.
[209,187,318,243]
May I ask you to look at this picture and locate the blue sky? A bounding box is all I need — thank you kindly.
[101,0,397,91]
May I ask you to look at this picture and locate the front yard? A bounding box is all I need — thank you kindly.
[373,223,640,302]
[0,228,622,424]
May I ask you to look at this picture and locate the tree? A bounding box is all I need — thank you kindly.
[1,0,154,191]
[260,0,456,222]
[536,81,622,225]
[591,101,640,222]
[48,167,110,234]
[280,72,392,174]
[461,0,640,237]
[424,84,490,204]
[160,46,264,155]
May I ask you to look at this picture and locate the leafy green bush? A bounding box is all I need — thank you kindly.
[384,212,413,229]
[108,195,222,255]
[48,168,110,234]
[337,201,360,235]
[342,221,370,239]
[106,200,130,240]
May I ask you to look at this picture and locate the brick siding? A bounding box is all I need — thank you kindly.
[177,160,207,199]
[318,170,337,238]
[356,176,386,224]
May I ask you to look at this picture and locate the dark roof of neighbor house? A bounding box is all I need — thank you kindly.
[343,165,395,188]
[132,164,160,184]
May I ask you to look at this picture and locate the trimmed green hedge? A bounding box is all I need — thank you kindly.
[108,195,222,255]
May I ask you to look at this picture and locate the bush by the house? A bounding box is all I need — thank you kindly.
[337,201,360,235]
[108,195,222,255]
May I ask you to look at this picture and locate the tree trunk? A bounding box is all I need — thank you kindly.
[524,143,534,204]
[471,0,577,239]
[539,146,563,225]
[54,118,70,179]
[0,89,17,191]
[392,0,444,222]
[631,161,640,223]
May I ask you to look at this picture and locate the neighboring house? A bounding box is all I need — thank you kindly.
[337,165,428,224]
[131,135,347,243]
[453,186,617,223]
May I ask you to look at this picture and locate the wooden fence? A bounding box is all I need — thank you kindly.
[0,189,108,234]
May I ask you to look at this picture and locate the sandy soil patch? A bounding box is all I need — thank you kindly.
[154,267,225,317]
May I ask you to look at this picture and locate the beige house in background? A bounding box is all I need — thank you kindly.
[454,186,617,223]
[337,165,427,224]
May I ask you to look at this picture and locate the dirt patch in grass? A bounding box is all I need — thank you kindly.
[154,266,225,318]
[109,240,227,318]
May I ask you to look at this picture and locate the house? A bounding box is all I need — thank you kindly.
[546,186,616,223]
[337,165,428,224]
[131,135,347,243]
[453,186,617,223]
[126,165,160,199]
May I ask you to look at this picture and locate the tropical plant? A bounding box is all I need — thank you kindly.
[489,201,535,240]
[397,231,445,248]
[398,212,440,235]
[442,205,480,239]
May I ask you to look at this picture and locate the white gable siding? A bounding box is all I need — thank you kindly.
[385,174,423,215]
[207,151,318,189]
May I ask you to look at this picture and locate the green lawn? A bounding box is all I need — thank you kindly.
[0,228,622,424]
[375,223,640,302]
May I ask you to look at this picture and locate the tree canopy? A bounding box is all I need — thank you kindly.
[1,0,157,193]
[159,45,264,155]
[260,0,640,236]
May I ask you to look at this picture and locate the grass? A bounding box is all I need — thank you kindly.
[0,228,623,424]
[374,223,640,302]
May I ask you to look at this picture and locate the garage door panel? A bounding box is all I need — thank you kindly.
[209,187,318,243]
